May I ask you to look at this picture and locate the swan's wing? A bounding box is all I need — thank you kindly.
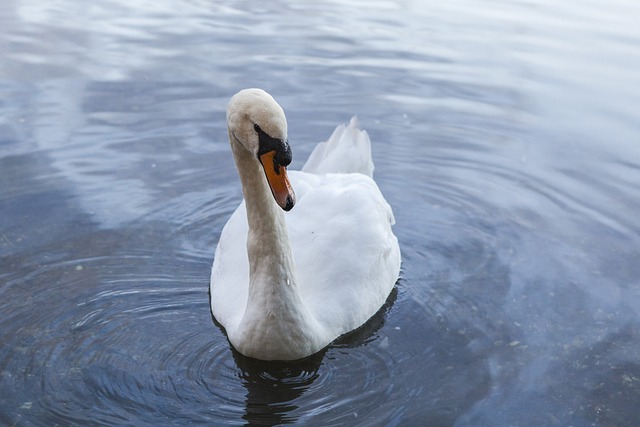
[210,171,400,339]
[301,117,374,178]
[287,171,401,336]
[210,203,250,335]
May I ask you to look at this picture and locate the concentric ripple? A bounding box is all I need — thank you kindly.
[2,0,640,425]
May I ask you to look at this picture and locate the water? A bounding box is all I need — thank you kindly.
[1,0,639,425]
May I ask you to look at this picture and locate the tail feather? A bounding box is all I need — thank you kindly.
[302,117,374,177]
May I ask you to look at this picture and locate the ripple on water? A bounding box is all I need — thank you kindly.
[0,246,212,424]
[2,0,640,424]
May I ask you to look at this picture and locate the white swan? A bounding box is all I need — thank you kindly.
[210,89,401,360]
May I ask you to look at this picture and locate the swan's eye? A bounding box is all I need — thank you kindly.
[255,124,291,166]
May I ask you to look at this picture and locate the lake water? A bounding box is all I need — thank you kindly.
[1,0,639,425]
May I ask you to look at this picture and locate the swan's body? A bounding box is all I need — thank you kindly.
[210,89,400,360]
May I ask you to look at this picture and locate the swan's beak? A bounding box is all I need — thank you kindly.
[259,150,296,211]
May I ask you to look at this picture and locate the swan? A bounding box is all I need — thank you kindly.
[210,88,401,360]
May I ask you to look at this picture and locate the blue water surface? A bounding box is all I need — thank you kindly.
[1,0,639,425]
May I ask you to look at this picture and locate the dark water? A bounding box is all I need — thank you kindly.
[1,0,639,425]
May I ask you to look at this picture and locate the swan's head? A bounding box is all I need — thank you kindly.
[227,88,295,211]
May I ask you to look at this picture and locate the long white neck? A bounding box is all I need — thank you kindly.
[229,131,323,360]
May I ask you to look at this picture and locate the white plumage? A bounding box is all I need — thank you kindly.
[210,89,400,360]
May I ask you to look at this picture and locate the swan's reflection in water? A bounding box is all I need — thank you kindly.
[234,351,325,426]
[227,288,397,426]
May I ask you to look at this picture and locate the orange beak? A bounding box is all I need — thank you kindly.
[259,150,296,211]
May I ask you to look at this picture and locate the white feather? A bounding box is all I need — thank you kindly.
[210,89,401,360]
